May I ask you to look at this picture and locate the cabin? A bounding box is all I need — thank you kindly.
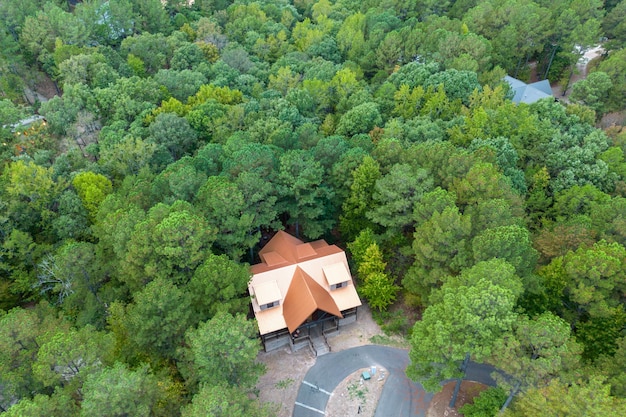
[249,231,361,353]
[504,75,554,104]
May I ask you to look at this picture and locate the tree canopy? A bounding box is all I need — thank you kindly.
[0,0,625,414]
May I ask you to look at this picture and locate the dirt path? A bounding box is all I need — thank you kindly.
[553,44,605,100]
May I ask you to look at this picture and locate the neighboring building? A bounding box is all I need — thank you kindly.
[249,231,361,353]
[504,75,554,104]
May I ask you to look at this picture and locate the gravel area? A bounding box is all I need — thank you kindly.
[326,367,388,417]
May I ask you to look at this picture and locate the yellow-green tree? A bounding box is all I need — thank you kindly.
[72,172,113,221]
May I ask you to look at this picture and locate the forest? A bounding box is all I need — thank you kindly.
[0,0,626,415]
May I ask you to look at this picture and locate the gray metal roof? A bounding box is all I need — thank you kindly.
[504,76,553,104]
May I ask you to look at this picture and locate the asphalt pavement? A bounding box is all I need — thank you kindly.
[292,345,497,417]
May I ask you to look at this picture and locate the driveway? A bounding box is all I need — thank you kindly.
[293,345,496,417]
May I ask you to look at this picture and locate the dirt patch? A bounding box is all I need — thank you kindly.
[255,346,316,417]
[427,380,489,417]
[32,72,59,100]
[326,367,388,417]
[256,304,385,417]
[600,111,626,129]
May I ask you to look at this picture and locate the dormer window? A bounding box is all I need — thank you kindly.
[260,300,280,310]
[331,281,347,290]
[323,262,352,291]
[253,280,282,311]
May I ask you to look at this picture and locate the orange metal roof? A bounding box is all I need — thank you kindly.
[259,231,306,264]
[282,267,343,333]
[253,280,282,306]
[249,231,362,335]
[262,251,288,267]
[323,262,352,285]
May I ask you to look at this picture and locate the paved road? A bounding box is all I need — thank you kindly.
[292,345,497,417]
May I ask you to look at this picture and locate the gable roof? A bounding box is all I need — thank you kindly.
[254,280,282,306]
[504,75,553,104]
[249,231,361,335]
[322,262,352,285]
[259,231,320,265]
[282,267,343,333]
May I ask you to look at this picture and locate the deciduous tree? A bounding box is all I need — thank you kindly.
[72,171,113,221]
[340,156,381,240]
[504,377,626,417]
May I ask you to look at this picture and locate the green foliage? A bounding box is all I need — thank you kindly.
[548,240,626,321]
[2,389,79,417]
[0,304,69,407]
[360,271,400,311]
[277,149,335,239]
[459,387,507,417]
[375,308,413,337]
[407,275,519,391]
[472,225,538,277]
[188,83,244,106]
[3,160,61,232]
[335,102,382,136]
[596,336,626,397]
[347,228,378,266]
[32,324,114,389]
[195,176,259,259]
[340,156,381,240]
[188,254,251,320]
[570,71,613,115]
[1,2,624,414]
[72,171,113,221]
[504,377,626,417]
[81,363,160,417]
[491,312,582,403]
[148,112,199,161]
[120,201,215,291]
[180,312,265,389]
[0,98,26,125]
[430,259,524,305]
[181,383,274,417]
[596,49,626,112]
[123,278,194,362]
[404,205,472,298]
[356,243,386,278]
[576,309,626,361]
[367,163,434,235]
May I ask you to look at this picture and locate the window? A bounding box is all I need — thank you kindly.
[260,300,280,310]
[331,281,347,290]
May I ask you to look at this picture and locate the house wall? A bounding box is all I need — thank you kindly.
[261,329,291,352]
[338,307,358,326]
[260,307,359,352]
